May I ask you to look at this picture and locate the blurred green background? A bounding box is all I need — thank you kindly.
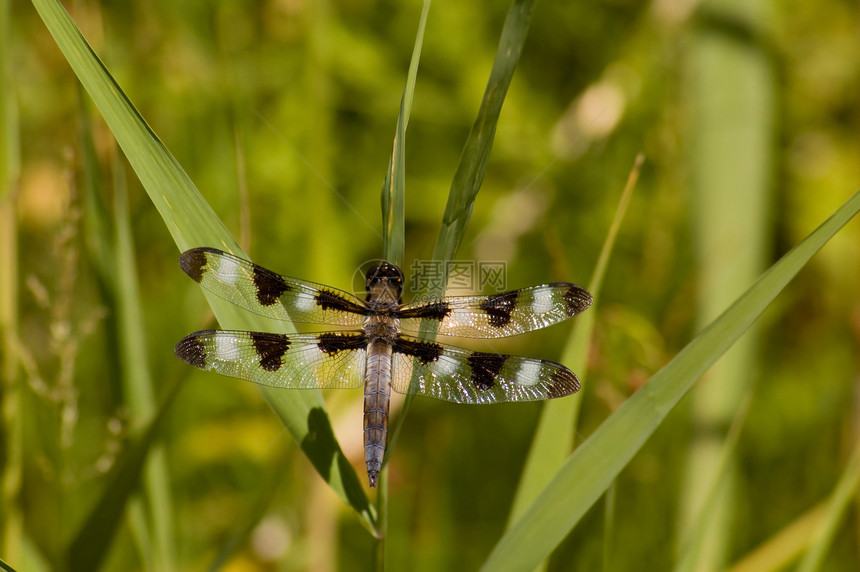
[3,0,860,570]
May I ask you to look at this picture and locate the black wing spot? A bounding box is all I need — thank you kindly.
[318,333,366,356]
[174,332,209,368]
[252,266,291,306]
[480,291,517,328]
[316,289,364,314]
[394,338,443,365]
[545,362,581,397]
[563,285,593,317]
[251,333,290,372]
[467,352,507,390]
[178,249,209,283]
[399,300,451,321]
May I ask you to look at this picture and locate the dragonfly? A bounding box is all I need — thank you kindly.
[174,247,593,487]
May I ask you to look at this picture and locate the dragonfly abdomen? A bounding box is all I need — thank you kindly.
[364,340,392,487]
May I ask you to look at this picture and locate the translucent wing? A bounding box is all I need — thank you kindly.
[179,247,368,327]
[397,283,592,338]
[174,330,367,389]
[390,335,580,404]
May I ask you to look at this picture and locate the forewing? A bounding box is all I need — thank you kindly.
[398,283,592,338]
[390,335,580,404]
[175,330,366,389]
[179,247,368,326]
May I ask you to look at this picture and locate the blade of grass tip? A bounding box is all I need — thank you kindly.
[66,379,182,572]
[381,0,430,266]
[726,503,828,572]
[508,154,643,529]
[431,0,537,264]
[111,151,176,571]
[675,393,752,572]
[0,0,22,562]
[481,190,860,572]
[795,428,860,572]
[30,0,373,527]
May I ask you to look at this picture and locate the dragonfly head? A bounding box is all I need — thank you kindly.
[365,261,404,304]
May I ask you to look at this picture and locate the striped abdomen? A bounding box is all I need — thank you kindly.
[364,340,392,487]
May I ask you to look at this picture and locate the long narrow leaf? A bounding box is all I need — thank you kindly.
[111,154,176,570]
[30,0,374,527]
[381,0,430,266]
[481,189,860,571]
[431,0,536,264]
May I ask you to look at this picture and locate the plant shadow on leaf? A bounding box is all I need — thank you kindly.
[302,407,373,519]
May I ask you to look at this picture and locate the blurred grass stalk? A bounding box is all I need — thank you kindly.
[0,0,23,564]
[678,2,775,570]
[110,155,176,571]
[78,93,176,569]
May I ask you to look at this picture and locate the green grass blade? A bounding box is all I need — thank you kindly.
[0,558,18,572]
[508,155,642,529]
[795,435,860,572]
[30,0,374,527]
[481,189,860,572]
[431,0,536,264]
[381,0,430,266]
[111,155,176,571]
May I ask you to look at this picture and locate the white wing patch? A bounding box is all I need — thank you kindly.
[531,291,555,315]
[214,334,241,361]
[516,360,543,386]
[213,256,242,286]
[450,307,475,327]
[292,291,318,313]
